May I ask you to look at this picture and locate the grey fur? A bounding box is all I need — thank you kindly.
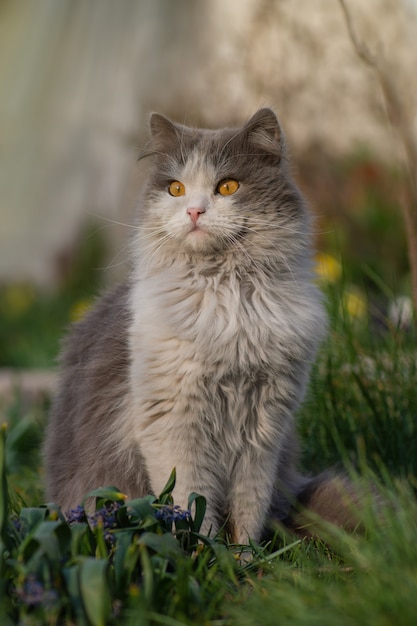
[44,109,349,541]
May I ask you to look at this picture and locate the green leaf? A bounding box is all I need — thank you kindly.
[4,414,42,474]
[139,543,154,604]
[126,496,157,527]
[113,530,139,593]
[0,424,8,545]
[33,520,70,559]
[63,565,89,626]
[157,469,176,504]
[187,492,206,534]
[19,506,48,531]
[94,519,109,560]
[79,558,112,626]
[44,501,67,523]
[18,520,71,568]
[70,523,95,557]
[138,532,182,562]
[84,486,128,508]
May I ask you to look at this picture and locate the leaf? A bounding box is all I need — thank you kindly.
[113,530,139,593]
[19,507,48,531]
[63,565,89,626]
[69,523,95,557]
[187,492,206,534]
[79,558,112,626]
[84,486,128,508]
[126,496,157,527]
[18,520,71,569]
[203,540,239,584]
[33,520,71,559]
[0,424,8,545]
[4,414,42,473]
[94,519,109,560]
[138,532,182,562]
[45,501,67,523]
[157,469,176,504]
[139,543,154,604]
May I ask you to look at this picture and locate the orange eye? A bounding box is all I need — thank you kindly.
[168,181,186,197]
[217,179,239,196]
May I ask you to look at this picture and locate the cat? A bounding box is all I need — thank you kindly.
[44,108,356,543]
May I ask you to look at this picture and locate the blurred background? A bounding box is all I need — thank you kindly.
[1,0,417,372]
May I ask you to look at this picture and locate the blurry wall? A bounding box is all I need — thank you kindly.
[1,0,416,285]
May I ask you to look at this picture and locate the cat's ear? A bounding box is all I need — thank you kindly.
[149,113,178,143]
[139,113,179,160]
[244,108,284,157]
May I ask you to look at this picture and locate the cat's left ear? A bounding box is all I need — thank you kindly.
[244,108,284,157]
[149,113,179,143]
[139,113,181,160]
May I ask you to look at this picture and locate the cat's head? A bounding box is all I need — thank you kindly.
[138,109,309,265]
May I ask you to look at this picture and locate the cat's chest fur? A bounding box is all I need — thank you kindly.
[126,257,315,454]
[130,261,294,383]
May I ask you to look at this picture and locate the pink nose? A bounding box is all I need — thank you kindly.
[187,207,206,225]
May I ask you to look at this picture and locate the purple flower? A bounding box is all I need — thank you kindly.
[155,505,190,524]
[88,502,121,530]
[104,530,116,546]
[17,574,58,608]
[66,505,86,524]
[11,517,23,533]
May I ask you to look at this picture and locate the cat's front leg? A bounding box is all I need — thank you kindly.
[139,417,223,535]
[228,445,279,545]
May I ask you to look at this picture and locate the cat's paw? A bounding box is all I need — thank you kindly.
[234,546,255,566]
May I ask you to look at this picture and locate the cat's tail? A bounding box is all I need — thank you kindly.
[291,473,366,535]
[270,472,375,538]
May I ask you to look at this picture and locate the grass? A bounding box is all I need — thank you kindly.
[1,242,417,624]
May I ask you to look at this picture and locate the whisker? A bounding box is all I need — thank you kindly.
[219,230,265,274]
[140,232,176,268]
[233,216,305,236]
[87,212,140,230]
[85,223,117,239]
[236,224,282,250]
[135,226,169,239]
[99,241,134,273]
[220,223,302,287]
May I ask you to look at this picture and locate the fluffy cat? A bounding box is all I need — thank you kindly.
[44,109,351,543]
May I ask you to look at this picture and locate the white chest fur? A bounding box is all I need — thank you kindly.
[127,259,323,448]
[129,262,314,378]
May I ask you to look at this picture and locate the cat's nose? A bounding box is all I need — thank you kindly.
[186,207,206,225]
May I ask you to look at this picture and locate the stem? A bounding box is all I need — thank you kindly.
[339,0,417,322]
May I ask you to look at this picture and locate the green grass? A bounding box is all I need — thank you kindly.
[299,323,417,481]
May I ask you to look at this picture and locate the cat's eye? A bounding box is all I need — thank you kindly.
[217,179,239,196]
[168,181,186,197]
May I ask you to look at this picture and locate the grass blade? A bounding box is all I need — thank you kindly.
[79,558,112,626]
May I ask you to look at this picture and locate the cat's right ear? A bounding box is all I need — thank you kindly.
[139,113,179,160]
[244,108,284,158]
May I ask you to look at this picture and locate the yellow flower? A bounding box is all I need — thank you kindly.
[129,584,140,597]
[315,253,342,284]
[70,298,92,322]
[2,283,35,316]
[343,287,367,320]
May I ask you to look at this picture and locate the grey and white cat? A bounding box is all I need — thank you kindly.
[44,109,353,543]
